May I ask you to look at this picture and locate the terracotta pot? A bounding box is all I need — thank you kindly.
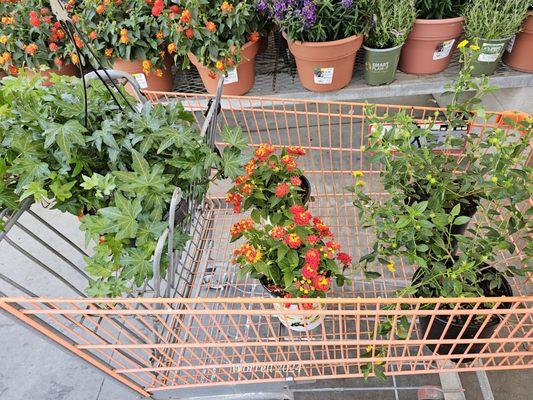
[113,57,174,93]
[285,33,363,92]
[504,13,533,72]
[188,40,259,96]
[24,63,79,86]
[399,17,464,74]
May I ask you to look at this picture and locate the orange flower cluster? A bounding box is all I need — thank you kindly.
[233,243,261,264]
[226,192,243,213]
[230,218,254,237]
[254,143,275,162]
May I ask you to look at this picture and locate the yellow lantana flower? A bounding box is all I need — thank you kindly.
[457,39,469,48]
[470,44,480,51]
[387,261,396,273]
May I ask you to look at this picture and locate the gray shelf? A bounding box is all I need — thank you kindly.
[174,32,533,102]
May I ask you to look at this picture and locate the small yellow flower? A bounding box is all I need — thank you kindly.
[366,345,373,353]
[387,261,395,273]
[355,180,365,187]
[352,170,364,177]
[156,31,164,39]
[375,358,384,365]
[0,35,7,44]
[457,39,469,48]
[469,44,480,51]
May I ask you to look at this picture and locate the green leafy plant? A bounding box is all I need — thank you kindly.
[0,0,75,73]
[0,73,246,296]
[415,0,466,19]
[463,0,530,40]
[365,0,416,49]
[269,0,370,43]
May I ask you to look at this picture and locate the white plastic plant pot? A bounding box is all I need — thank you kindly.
[272,301,324,332]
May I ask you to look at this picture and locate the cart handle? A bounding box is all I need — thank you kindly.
[84,69,148,105]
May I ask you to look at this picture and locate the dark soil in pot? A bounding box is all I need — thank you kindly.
[259,275,286,298]
[413,266,513,361]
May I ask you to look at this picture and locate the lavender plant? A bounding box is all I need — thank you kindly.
[269,0,371,42]
[365,0,416,49]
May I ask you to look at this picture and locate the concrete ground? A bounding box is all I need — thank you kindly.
[1,89,532,400]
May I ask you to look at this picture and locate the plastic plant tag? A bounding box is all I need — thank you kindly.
[313,67,334,84]
[506,36,516,53]
[132,73,148,89]
[433,39,455,60]
[478,43,505,62]
[224,68,239,85]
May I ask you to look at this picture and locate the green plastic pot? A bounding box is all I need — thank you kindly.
[470,37,510,77]
[363,44,403,86]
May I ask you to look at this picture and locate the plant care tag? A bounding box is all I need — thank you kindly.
[366,60,390,73]
[313,67,334,84]
[433,39,455,60]
[478,42,505,62]
[224,68,239,84]
[506,36,516,53]
[132,73,148,89]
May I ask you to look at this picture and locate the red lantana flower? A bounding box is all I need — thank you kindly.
[49,42,58,52]
[337,252,352,266]
[290,176,301,186]
[152,0,164,16]
[294,210,312,226]
[254,143,275,162]
[313,275,331,292]
[306,234,320,245]
[313,217,333,237]
[302,263,318,280]
[230,218,254,237]
[29,11,40,27]
[269,226,287,240]
[284,233,302,249]
[280,155,297,171]
[287,146,306,156]
[304,248,321,268]
[275,182,290,198]
[289,204,306,215]
[226,192,243,213]
[241,183,254,196]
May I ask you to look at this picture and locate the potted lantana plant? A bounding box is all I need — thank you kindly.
[463,0,530,76]
[349,48,532,357]
[269,0,369,92]
[363,0,416,86]
[503,7,533,73]
[226,145,311,223]
[171,0,260,95]
[231,205,352,331]
[74,0,175,91]
[0,0,77,80]
[399,0,467,74]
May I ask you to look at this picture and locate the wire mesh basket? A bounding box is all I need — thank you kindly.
[1,92,531,396]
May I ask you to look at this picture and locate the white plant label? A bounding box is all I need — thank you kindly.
[433,39,455,60]
[224,68,239,84]
[132,73,148,89]
[313,67,334,84]
[506,36,516,53]
[477,43,505,62]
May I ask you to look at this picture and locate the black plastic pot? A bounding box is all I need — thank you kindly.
[299,175,312,205]
[414,266,513,361]
[259,275,285,298]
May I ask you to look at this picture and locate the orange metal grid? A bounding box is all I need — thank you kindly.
[1,92,531,396]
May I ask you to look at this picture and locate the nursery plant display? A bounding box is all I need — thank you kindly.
[350,48,532,358]
[172,0,260,95]
[363,0,416,86]
[0,0,77,79]
[269,0,369,92]
[74,0,175,91]
[226,145,311,222]
[463,0,530,76]
[399,0,467,74]
[503,9,533,73]
[0,74,246,297]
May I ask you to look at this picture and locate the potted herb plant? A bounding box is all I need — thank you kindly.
[252,0,274,53]
[504,8,533,73]
[363,0,416,86]
[226,145,311,223]
[0,73,246,297]
[0,0,77,81]
[269,0,369,92]
[172,0,260,95]
[399,0,467,74]
[75,0,175,91]
[349,48,532,357]
[463,0,530,76]
[231,205,351,331]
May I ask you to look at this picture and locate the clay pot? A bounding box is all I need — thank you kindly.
[188,40,259,96]
[399,17,464,74]
[24,63,79,86]
[504,13,533,73]
[285,33,363,92]
[113,57,174,92]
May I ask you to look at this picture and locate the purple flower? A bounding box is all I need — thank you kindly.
[301,0,317,27]
[341,0,353,8]
[255,0,268,13]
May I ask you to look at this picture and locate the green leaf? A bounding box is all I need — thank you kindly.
[20,181,47,201]
[220,126,248,151]
[49,120,87,161]
[50,180,76,202]
[453,216,471,225]
[220,148,244,179]
[99,193,142,240]
[450,203,461,217]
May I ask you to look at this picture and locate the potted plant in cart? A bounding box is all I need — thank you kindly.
[172,0,260,95]
[269,0,369,92]
[399,0,467,74]
[226,145,312,223]
[231,206,352,331]
[0,0,78,81]
[363,0,416,86]
[504,7,533,73]
[463,0,530,76]
[75,0,175,91]
[349,56,532,358]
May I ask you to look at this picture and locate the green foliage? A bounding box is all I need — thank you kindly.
[365,0,417,49]
[463,0,530,40]
[416,0,467,19]
[0,73,244,297]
